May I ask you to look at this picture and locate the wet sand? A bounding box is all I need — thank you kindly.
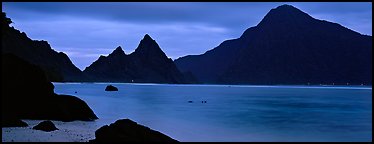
[2,119,101,142]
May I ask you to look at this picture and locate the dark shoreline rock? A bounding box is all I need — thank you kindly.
[33,120,58,132]
[2,118,28,127]
[90,119,178,142]
[105,85,118,91]
[2,13,97,127]
[51,94,99,122]
[2,53,98,127]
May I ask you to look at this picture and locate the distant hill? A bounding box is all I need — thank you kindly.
[1,12,85,82]
[83,34,194,84]
[175,5,372,85]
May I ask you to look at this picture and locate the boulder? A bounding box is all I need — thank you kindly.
[51,94,98,122]
[90,119,178,142]
[33,120,58,132]
[105,85,118,91]
[9,94,99,122]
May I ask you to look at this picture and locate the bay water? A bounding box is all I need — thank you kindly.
[53,83,372,142]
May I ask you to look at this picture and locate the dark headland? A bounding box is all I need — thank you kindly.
[175,4,372,85]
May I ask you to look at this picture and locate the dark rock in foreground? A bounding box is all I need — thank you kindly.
[90,119,178,142]
[105,85,118,91]
[51,94,98,122]
[33,120,58,132]
[1,53,98,126]
[22,94,98,122]
[2,118,28,127]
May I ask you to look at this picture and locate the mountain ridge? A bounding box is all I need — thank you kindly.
[2,12,86,82]
[83,34,193,84]
[175,4,372,85]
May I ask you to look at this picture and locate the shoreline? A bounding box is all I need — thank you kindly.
[52,82,372,90]
[2,120,100,142]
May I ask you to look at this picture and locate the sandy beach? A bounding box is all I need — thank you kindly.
[2,120,101,142]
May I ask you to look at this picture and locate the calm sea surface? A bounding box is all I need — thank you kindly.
[53,83,372,142]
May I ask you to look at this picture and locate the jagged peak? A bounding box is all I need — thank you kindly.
[109,46,125,56]
[114,46,124,52]
[114,46,123,51]
[135,34,160,52]
[143,34,153,41]
[133,34,168,59]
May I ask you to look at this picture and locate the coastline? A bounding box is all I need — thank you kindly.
[2,120,100,142]
[3,83,371,142]
[52,82,372,90]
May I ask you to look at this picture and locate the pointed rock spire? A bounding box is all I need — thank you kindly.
[110,46,125,56]
[134,34,166,58]
[114,46,124,53]
[143,34,153,41]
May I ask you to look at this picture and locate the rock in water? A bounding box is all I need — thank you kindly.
[32,120,58,132]
[105,85,118,91]
[91,119,178,142]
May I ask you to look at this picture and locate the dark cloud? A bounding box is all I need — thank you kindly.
[2,2,371,70]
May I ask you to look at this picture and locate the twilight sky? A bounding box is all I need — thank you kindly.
[2,2,372,70]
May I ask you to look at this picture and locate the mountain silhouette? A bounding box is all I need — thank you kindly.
[1,12,85,82]
[83,34,191,84]
[175,4,372,85]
